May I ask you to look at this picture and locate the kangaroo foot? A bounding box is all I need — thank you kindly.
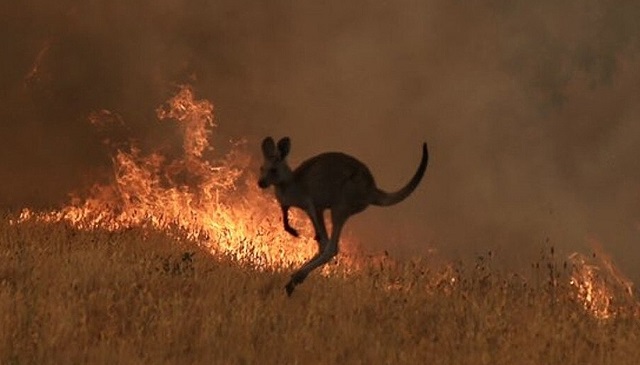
[285,281,296,296]
[285,271,307,297]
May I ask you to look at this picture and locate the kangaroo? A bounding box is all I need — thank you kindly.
[258,137,428,296]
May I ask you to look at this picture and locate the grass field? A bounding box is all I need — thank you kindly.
[1,217,639,365]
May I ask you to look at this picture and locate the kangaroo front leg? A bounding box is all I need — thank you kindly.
[281,205,299,237]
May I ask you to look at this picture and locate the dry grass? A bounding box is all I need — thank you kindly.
[1,217,639,365]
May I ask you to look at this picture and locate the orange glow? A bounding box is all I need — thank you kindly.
[17,85,360,272]
[12,85,638,318]
[568,241,637,319]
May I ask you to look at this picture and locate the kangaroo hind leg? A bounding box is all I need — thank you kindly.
[285,208,348,296]
[285,205,330,296]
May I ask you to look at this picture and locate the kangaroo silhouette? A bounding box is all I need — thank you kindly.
[258,137,428,296]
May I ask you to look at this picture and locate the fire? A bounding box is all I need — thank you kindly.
[12,84,638,316]
[16,85,359,272]
[24,39,53,90]
[568,242,637,319]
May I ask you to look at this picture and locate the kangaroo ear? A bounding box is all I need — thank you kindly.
[261,137,277,158]
[277,137,291,158]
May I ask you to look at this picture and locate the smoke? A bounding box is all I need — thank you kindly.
[2,0,639,279]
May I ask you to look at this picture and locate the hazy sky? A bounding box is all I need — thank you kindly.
[1,0,639,279]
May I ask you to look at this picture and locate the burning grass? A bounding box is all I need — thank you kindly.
[4,85,640,363]
[15,85,328,271]
[1,218,639,365]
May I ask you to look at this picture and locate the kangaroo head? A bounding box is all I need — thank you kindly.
[258,136,292,189]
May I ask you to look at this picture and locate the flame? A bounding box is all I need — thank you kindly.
[24,39,53,90]
[568,241,637,319]
[17,85,360,272]
[12,85,638,317]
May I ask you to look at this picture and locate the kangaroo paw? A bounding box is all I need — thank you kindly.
[285,281,296,296]
[284,226,299,237]
[285,270,308,296]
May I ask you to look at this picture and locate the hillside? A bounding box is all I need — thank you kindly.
[1,218,638,364]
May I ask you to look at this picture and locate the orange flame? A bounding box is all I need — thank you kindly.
[12,85,638,318]
[24,39,53,89]
[17,85,360,272]
[568,241,637,319]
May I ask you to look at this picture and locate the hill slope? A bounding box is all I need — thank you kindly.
[1,218,638,364]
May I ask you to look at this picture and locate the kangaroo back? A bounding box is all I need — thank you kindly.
[372,143,428,206]
[293,152,376,212]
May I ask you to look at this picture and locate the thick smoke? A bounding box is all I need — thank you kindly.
[1,0,639,279]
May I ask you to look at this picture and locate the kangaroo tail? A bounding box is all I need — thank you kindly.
[372,143,428,207]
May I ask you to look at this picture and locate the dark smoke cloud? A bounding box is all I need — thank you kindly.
[1,0,639,279]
